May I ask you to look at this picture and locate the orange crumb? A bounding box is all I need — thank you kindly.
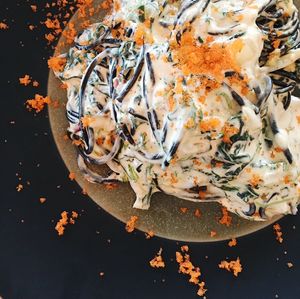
[19,75,31,86]
[29,25,35,30]
[39,197,46,204]
[194,209,201,218]
[26,94,51,113]
[219,257,242,277]
[145,230,154,239]
[272,40,280,49]
[222,123,239,143]
[176,247,207,297]
[81,115,95,128]
[104,183,118,190]
[69,172,76,181]
[48,56,67,72]
[30,5,37,12]
[296,116,300,124]
[199,118,221,132]
[71,211,78,219]
[181,245,189,252]
[125,216,138,233]
[149,248,165,268]
[210,230,217,237]
[273,223,283,243]
[172,30,241,81]
[180,207,188,214]
[45,33,56,43]
[0,22,9,30]
[62,21,77,44]
[60,83,68,89]
[32,80,39,87]
[228,238,237,247]
[16,184,23,192]
[219,207,232,227]
[55,211,68,236]
[249,174,262,188]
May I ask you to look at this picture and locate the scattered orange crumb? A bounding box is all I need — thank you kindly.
[210,230,217,237]
[81,115,95,128]
[26,94,51,113]
[30,5,37,12]
[228,238,237,247]
[180,207,188,214]
[62,21,77,44]
[55,211,68,236]
[273,223,283,243]
[0,22,9,30]
[16,184,23,192]
[19,75,32,86]
[39,197,46,204]
[194,209,201,218]
[287,262,294,268]
[176,246,207,297]
[145,230,154,239]
[48,56,67,72]
[296,116,300,124]
[249,174,263,188]
[125,216,138,233]
[104,183,118,190]
[55,210,78,235]
[219,207,232,227]
[69,172,76,181]
[219,257,242,277]
[149,248,165,268]
[32,80,39,87]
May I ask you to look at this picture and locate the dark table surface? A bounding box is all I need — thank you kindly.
[1,1,300,298]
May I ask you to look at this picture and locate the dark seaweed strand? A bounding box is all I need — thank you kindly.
[174,0,210,28]
[269,113,294,164]
[145,52,155,85]
[114,45,145,103]
[162,140,180,168]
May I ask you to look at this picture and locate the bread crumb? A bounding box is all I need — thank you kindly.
[219,207,232,227]
[145,230,154,239]
[273,223,283,243]
[19,75,31,86]
[125,216,138,233]
[39,197,46,204]
[16,184,23,192]
[180,207,188,214]
[0,22,9,29]
[219,257,242,277]
[210,230,217,237]
[228,238,237,247]
[26,94,51,113]
[69,172,76,181]
[194,209,201,218]
[149,248,165,268]
[175,246,207,297]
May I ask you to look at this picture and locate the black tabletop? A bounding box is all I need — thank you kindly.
[1,1,300,298]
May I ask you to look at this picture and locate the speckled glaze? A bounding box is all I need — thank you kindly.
[48,0,300,242]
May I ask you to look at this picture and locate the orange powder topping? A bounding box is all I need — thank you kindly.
[55,211,69,236]
[219,257,242,277]
[19,75,32,86]
[199,117,221,132]
[172,32,241,80]
[219,207,232,227]
[26,94,51,113]
[48,56,67,72]
[149,248,165,268]
[222,123,239,143]
[125,216,138,233]
[62,21,77,44]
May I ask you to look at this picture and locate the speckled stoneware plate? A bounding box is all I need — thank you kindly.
[48,0,300,242]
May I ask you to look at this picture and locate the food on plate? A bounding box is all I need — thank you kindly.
[52,0,300,220]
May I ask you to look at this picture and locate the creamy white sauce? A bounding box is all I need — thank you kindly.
[54,0,300,220]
